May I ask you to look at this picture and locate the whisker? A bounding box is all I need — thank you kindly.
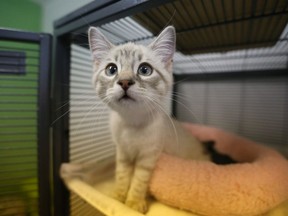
[142,94,180,151]
[164,9,176,28]
[173,77,193,85]
[141,94,156,123]
[75,99,105,131]
[138,88,201,124]
[51,92,106,126]
[55,95,96,111]
[50,109,71,126]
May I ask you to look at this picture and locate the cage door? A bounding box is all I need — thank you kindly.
[0,28,52,216]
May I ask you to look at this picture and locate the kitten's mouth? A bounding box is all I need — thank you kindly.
[119,93,135,102]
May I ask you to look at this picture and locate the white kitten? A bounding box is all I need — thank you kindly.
[88,26,209,213]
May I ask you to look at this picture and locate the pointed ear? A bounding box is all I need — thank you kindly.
[88,27,114,64]
[149,26,176,63]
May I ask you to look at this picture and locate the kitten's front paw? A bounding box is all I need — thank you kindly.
[126,199,148,214]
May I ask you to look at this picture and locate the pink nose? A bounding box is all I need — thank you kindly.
[117,79,135,91]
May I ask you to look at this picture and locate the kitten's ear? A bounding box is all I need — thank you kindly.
[149,26,176,63]
[88,27,114,64]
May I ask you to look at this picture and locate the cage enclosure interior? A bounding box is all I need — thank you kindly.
[52,0,288,216]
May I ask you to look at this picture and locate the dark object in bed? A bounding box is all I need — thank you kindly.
[203,141,237,165]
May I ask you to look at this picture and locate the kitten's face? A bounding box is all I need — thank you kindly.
[88,26,176,112]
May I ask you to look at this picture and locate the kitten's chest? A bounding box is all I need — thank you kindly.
[110,114,165,159]
[118,126,143,143]
[113,123,157,148]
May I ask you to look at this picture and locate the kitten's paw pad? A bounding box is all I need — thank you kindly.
[126,199,148,214]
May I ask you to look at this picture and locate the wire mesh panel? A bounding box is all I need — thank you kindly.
[175,76,288,156]
[241,78,288,151]
[69,44,115,164]
[69,44,115,216]
[0,29,51,216]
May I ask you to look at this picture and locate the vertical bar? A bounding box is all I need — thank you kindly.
[52,33,71,216]
[172,75,180,117]
[38,33,52,216]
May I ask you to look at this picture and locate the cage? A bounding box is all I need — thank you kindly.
[0,0,287,215]
[51,1,288,216]
[0,29,51,215]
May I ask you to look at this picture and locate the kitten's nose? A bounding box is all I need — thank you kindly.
[117,79,135,91]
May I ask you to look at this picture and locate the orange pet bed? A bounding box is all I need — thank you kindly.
[149,123,288,216]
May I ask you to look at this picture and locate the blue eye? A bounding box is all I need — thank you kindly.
[105,63,118,76]
[138,63,153,76]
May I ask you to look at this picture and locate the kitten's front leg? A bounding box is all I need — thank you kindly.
[114,153,133,203]
[125,157,157,213]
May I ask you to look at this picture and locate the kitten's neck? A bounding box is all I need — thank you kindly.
[111,108,163,127]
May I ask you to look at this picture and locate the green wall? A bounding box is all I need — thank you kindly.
[0,0,41,32]
[0,1,42,215]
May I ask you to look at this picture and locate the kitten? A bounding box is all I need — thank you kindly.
[88,26,210,213]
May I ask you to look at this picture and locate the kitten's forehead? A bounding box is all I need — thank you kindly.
[112,43,147,62]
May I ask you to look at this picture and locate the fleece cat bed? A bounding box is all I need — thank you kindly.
[61,123,288,216]
[150,123,288,216]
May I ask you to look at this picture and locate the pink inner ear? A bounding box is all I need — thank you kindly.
[149,26,176,63]
[88,27,114,63]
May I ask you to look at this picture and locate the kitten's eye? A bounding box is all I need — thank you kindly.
[105,63,118,76]
[138,63,153,76]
